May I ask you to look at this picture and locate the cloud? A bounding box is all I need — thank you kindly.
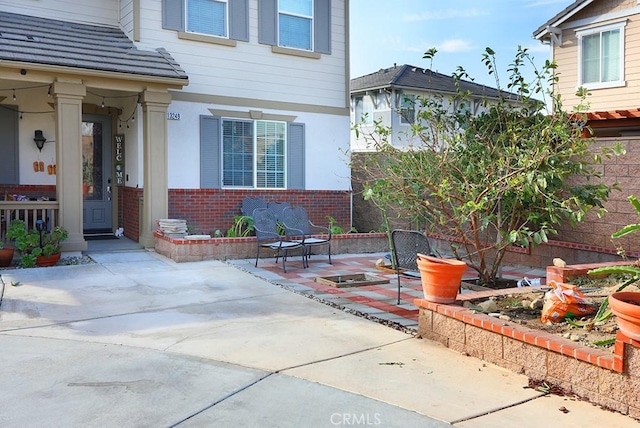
[403,8,488,22]
[437,39,475,53]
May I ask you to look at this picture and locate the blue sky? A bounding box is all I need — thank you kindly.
[349,0,571,89]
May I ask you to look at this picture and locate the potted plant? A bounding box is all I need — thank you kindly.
[417,253,467,303]
[586,195,640,340]
[0,239,15,267]
[6,219,68,268]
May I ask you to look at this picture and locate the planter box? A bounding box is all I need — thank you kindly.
[154,232,389,263]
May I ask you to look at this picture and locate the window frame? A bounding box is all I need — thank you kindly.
[186,0,229,38]
[399,94,415,124]
[278,0,314,51]
[576,21,626,90]
[221,118,288,189]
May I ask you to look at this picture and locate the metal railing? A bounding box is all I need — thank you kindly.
[0,201,60,239]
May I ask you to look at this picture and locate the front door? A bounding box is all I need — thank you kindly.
[82,115,113,234]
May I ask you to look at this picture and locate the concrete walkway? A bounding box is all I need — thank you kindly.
[0,249,636,427]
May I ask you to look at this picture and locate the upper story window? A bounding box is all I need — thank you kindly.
[187,0,228,37]
[259,0,331,55]
[577,22,626,89]
[279,0,313,50]
[162,0,249,43]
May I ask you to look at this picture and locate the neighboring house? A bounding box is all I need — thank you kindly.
[533,0,640,136]
[0,0,351,251]
[349,64,521,233]
[527,0,640,264]
[349,64,514,152]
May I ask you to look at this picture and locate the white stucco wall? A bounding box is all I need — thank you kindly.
[165,101,351,191]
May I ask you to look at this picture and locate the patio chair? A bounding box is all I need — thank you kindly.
[281,206,331,266]
[391,229,433,304]
[241,197,268,217]
[253,207,306,272]
[266,201,291,223]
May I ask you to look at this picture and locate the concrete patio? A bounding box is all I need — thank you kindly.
[0,242,636,427]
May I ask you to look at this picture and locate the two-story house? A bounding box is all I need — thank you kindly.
[0,0,351,251]
[349,64,515,232]
[349,64,509,152]
[532,0,640,262]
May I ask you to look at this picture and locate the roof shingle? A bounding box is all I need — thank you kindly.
[350,64,513,100]
[0,11,187,81]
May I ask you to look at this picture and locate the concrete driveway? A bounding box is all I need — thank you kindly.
[0,249,636,427]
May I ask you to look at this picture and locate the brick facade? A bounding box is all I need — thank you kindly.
[166,189,352,237]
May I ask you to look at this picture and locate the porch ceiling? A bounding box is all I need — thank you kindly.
[0,11,188,87]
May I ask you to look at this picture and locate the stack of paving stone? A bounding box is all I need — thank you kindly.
[156,219,188,238]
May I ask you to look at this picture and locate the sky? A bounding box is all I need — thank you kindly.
[349,0,571,89]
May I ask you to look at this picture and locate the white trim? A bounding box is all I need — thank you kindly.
[562,7,638,31]
[277,0,314,52]
[576,21,626,89]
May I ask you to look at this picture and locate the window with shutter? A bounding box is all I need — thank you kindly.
[200,116,305,190]
[163,0,248,42]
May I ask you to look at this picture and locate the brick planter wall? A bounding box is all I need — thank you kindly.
[154,232,388,262]
[415,294,640,419]
[167,189,352,237]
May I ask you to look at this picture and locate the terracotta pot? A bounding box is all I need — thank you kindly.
[36,253,61,267]
[417,253,467,304]
[0,247,15,267]
[609,292,640,341]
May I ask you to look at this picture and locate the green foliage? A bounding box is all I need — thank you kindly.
[6,219,68,267]
[353,46,622,285]
[226,215,254,237]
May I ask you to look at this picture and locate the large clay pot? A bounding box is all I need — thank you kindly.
[0,247,15,267]
[417,253,467,304]
[36,253,61,267]
[609,292,640,341]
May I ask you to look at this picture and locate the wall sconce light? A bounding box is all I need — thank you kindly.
[34,130,47,152]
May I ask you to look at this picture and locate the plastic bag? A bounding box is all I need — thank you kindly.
[540,280,596,323]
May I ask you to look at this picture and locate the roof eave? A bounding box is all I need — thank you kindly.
[0,60,189,89]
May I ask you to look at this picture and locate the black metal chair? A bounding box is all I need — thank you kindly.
[281,206,331,266]
[253,207,305,272]
[241,197,268,217]
[266,201,291,223]
[391,229,433,304]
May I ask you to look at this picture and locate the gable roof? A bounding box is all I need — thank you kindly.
[350,64,513,100]
[0,11,187,82]
[533,0,593,41]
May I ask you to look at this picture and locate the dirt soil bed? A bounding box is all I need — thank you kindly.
[468,275,640,351]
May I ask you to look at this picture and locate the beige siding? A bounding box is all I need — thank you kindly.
[120,0,135,38]
[553,0,640,112]
[136,0,347,110]
[0,0,118,26]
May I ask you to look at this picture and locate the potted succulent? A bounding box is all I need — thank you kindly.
[6,219,68,268]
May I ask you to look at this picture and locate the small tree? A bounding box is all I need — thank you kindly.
[353,47,623,285]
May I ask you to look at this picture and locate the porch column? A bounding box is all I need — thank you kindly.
[52,81,87,252]
[139,89,171,247]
